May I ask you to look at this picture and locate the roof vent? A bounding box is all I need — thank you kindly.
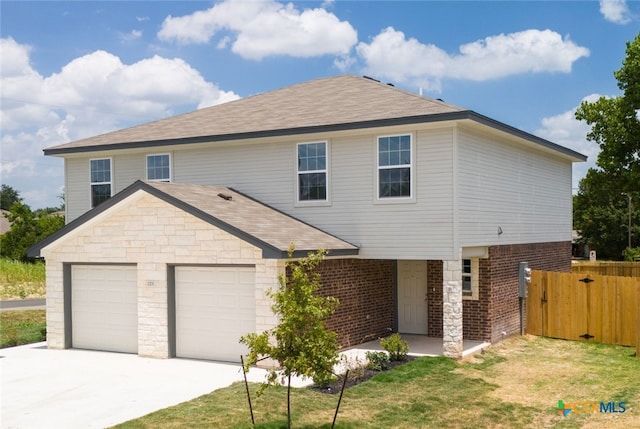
[362,75,380,83]
[217,193,233,201]
[387,83,394,87]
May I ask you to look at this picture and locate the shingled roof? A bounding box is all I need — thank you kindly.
[43,75,466,154]
[28,181,358,259]
[43,74,586,161]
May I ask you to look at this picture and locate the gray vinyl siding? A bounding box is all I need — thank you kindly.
[62,124,572,259]
[173,142,294,207]
[65,157,90,223]
[65,154,147,222]
[172,129,456,259]
[113,154,145,193]
[457,127,572,246]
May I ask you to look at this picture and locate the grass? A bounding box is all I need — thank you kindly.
[0,258,46,299]
[114,336,640,428]
[0,310,46,348]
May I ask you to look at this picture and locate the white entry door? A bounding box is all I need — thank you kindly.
[397,260,428,334]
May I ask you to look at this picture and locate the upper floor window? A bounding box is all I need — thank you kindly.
[147,154,171,182]
[378,134,412,198]
[297,142,327,202]
[90,158,111,208]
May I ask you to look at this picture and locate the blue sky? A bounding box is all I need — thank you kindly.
[1,0,639,209]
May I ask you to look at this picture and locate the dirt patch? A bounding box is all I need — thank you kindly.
[0,282,46,300]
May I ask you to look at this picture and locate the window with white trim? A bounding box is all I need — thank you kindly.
[462,258,480,300]
[146,154,171,182]
[90,158,112,208]
[462,259,472,292]
[378,134,411,198]
[297,142,327,202]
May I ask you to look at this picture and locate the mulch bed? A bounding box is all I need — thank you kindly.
[310,356,416,394]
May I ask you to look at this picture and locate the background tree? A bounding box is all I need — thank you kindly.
[0,185,22,210]
[241,247,339,429]
[0,201,65,261]
[574,33,640,259]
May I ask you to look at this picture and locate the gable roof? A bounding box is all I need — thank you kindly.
[42,74,586,161]
[27,180,359,259]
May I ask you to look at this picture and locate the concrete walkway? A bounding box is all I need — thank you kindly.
[0,342,308,429]
[0,336,488,428]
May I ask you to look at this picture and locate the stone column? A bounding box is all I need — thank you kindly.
[442,257,463,358]
[137,262,169,358]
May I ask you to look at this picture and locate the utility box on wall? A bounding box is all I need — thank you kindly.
[518,261,531,298]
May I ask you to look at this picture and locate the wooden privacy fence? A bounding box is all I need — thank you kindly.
[572,262,640,277]
[526,270,640,352]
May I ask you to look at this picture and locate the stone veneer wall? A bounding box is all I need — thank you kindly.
[315,259,394,348]
[41,191,282,358]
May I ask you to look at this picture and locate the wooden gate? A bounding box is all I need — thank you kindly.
[526,270,639,347]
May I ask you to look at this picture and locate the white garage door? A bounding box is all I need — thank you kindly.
[71,265,138,354]
[175,266,255,362]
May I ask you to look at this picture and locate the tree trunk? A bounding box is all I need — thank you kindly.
[287,372,292,429]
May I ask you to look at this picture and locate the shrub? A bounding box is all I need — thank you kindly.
[340,354,367,382]
[365,351,390,371]
[380,333,409,361]
[622,247,640,261]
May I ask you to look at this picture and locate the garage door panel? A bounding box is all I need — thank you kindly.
[175,266,255,362]
[71,265,138,354]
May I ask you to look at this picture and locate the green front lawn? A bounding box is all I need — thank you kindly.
[0,309,46,348]
[0,258,46,299]
[115,336,640,428]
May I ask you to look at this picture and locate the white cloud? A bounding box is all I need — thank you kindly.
[356,28,590,92]
[535,94,603,190]
[158,0,357,60]
[120,29,142,43]
[599,0,632,24]
[0,37,239,208]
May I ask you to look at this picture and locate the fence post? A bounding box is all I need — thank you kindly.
[637,285,640,358]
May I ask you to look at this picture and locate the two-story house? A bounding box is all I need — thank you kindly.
[29,75,586,361]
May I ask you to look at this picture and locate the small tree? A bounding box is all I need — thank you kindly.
[0,202,65,261]
[240,247,339,428]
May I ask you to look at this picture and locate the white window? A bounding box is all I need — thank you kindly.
[462,258,480,300]
[462,259,473,292]
[297,142,328,202]
[90,158,112,208]
[377,134,412,199]
[147,154,171,182]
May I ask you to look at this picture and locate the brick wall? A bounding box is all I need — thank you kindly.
[486,241,571,343]
[427,260,443,338]
[462,259,492,341]
[316,259,394,348]
[427,242,572,343]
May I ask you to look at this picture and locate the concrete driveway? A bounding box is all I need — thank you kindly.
[0,342,307,428]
